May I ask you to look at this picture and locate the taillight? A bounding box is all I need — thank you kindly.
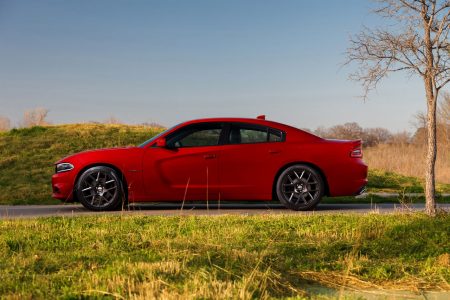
[350,147,363,158]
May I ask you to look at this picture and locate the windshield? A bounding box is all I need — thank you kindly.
[138,124,179,148]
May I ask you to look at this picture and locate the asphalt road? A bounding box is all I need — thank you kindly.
[1,202,449,219]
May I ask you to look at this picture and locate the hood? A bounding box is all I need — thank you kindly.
[55,146,138,164]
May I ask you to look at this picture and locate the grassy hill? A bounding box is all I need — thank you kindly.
[0,124,448,205]
[0,124,162,204]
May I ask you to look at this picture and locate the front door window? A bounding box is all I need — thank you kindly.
[167,123,223,148]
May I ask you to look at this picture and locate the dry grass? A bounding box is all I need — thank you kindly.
[364,143,450,184]
[0,214,449,299]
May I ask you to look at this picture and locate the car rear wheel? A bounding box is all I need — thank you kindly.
[76,166,125,211]
[276,164,324,211]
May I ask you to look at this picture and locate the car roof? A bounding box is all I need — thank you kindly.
[182,117,296,131]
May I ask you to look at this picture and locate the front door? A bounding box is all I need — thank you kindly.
[143,123,223,201]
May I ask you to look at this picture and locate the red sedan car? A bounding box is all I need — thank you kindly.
[52,117,368,211]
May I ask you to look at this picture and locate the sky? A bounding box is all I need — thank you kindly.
[0,0,440,132]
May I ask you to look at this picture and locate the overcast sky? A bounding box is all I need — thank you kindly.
[0,0,442,131]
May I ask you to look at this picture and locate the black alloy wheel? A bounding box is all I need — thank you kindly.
[276,164,324,211]
[76,166,125,211]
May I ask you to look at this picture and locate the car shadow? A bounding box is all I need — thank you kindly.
[126,202,373,211]
[0,202,396,219]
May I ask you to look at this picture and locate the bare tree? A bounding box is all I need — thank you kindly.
[141,121,166,129]
[437,92,450,147]
[0,116,11,131]
[22,108,50,127]
[438,91,450,123]
[104,116,122,124]
[329,122,364,140]
[346,0,450,216]
[314,126,330,138]
[412,110,428,128]
[363,127,393,146]
[390,130,413,144]
[413,92,450,145]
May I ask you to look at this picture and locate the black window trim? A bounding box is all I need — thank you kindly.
[222,122,286,145]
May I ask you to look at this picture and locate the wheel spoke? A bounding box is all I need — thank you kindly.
[301,194,307,204]
[99,195,108,205]
[103,186,116,193]
[82,188,95,197]
[293,170,305,179]
[295,194,305,204]
[106,191,112,200]
[98,195,103,206]
[293,194,300,204]
[287,175,294,183]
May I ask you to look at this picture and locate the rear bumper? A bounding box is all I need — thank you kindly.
[327,160,368,197]
[51,171,75,202]
[356,184,367,195]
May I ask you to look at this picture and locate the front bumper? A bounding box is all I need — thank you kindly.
[51,171,76,202]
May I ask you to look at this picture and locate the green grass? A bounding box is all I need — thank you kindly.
[367,169,450,193]
[0,124,448,205]
[323,194,450,204]
[0,214,449,299]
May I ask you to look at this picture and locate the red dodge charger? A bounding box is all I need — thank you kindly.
[52,116,368,211]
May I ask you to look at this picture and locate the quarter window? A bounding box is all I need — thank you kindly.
[269,129,282,142]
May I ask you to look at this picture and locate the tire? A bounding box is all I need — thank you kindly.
[75,166,125,211]
[276,164,324,211]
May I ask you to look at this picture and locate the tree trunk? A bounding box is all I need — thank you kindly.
[422,7,437,217]
[424,77,437,216]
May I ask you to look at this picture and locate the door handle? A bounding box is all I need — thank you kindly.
[268,149,281,154]
[203,154,217,159]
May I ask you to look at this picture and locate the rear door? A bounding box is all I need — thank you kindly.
[218,123,285,200]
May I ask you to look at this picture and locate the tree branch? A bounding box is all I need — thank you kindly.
[346,0,449,98]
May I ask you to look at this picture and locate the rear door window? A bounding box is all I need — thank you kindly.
[227,123,284,144]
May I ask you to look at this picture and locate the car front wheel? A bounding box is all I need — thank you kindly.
[276,164,324,211]
[76,166,125,211]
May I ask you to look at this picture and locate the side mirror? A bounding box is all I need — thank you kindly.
[155,137,167,148]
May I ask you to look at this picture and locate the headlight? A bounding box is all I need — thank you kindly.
[55,163,74,173]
